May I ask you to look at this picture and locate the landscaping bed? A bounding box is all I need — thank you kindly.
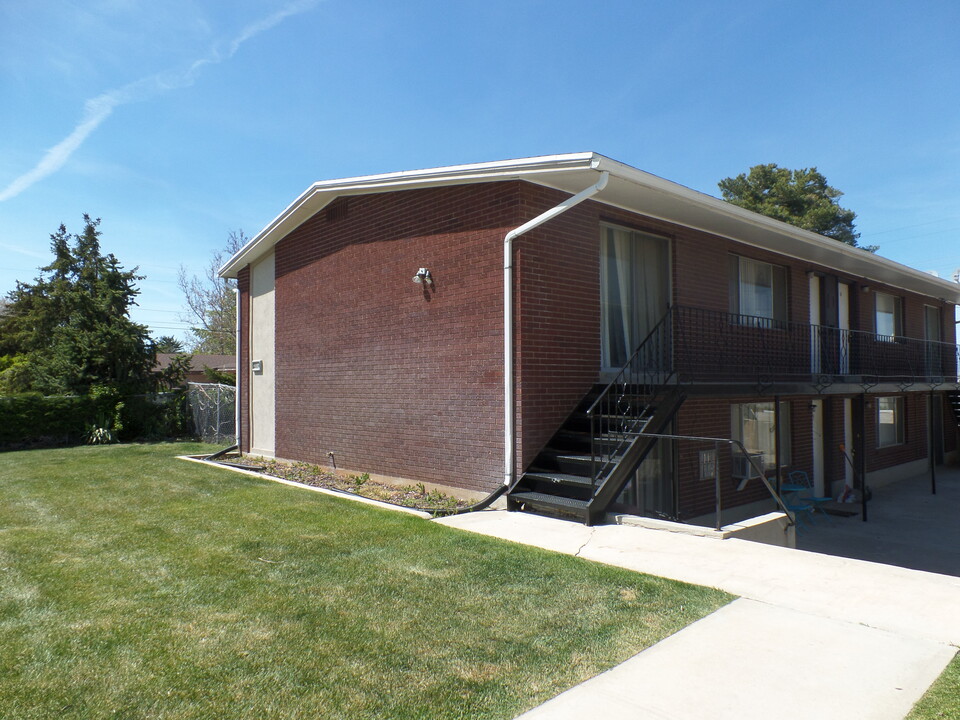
[212,454,472,512]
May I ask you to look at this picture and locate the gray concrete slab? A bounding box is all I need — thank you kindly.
[436,509,960,719]
[798,466,960,577]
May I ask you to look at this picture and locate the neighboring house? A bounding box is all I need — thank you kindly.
[156,353,236,385]
[219,153,960,526]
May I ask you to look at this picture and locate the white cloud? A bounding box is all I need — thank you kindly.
[0,0,319,203]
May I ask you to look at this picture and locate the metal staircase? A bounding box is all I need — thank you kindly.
[948,392,960,426]
[507,309,683,525]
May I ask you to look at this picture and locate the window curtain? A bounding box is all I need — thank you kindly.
[601,226,668,370]
[739,258,774,320]
[732,401,791,470]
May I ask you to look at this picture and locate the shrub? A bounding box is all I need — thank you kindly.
[0,390,192,449]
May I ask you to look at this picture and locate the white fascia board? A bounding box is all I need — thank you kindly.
[218,153,598,278]
[220,151,960,304]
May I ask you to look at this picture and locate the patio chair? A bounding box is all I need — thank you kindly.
[787,470,833,521]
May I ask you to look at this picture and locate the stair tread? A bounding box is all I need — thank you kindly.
[509,491,589,510]
[549,454,622,466]
[523,471,594,486]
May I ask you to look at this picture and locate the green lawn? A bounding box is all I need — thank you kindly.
[908,651,960,720]
[0,443,731,719]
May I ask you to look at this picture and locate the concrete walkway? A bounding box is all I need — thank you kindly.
[435,510,960,719]
[798,466,960,576]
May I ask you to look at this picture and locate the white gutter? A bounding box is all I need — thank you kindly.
[502,170,609,487]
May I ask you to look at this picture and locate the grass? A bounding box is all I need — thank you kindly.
[908,651,960,720]
[0,443,731,719]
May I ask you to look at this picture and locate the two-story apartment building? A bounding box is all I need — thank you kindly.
[220,153,960,527]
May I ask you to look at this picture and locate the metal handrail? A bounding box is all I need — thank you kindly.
[585,307,676,488]
[635,431,796,532]
[671,305,960,384]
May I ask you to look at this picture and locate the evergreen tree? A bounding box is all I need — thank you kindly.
[0,216,157,394]
[154,335,185,353]
[718,164,877,252]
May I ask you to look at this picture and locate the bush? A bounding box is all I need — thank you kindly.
[0,394,94,446]
[0,391,192,449]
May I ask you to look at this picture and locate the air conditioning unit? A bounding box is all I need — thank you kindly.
[732,452,764,481]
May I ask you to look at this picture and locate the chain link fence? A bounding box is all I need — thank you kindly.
[186,383,236,444]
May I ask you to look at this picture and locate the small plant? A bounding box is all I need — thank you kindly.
[85,426,115,445]
[352,473,370,490]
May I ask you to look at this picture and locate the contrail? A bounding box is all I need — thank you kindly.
[0,1,318,203]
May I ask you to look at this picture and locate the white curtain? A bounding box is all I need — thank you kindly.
[739,258,773,320]
[601,226,668,370]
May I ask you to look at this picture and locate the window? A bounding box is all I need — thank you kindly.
[600,224,670,369]
[876,396,904,447]
[729,256,787,327]
[875,292,903,340]
[731,401,791,472]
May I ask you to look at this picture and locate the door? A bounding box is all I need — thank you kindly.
[600,225,670,372]
[843,398,853,490]
[811,399,825,496]
[809,275,821,373]
[838,283,850,375]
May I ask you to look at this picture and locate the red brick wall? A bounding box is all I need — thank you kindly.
[235,175,955,500]
[270,183,519,493]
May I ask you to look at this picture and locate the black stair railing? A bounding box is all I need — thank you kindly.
[586,307,676,487]
[632,432,796,531]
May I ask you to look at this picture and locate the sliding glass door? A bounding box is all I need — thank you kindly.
[600,224,670,372]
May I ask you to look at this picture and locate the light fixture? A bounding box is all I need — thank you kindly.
[412,268,433,286]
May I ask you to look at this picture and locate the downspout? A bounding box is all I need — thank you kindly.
[234,286,241,451]
[502,170,609,487]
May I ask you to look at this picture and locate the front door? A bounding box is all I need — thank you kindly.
[600,224,670,373]
[811,399,826,496]
[838,282,850,375]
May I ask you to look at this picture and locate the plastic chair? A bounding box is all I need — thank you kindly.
[787,470,832,521]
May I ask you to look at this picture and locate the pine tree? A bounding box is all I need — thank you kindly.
[0,216,156,394]
[718,164,877,252]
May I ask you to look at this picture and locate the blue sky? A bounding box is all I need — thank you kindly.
[2,0,958,342]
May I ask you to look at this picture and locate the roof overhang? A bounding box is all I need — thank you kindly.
[219,152,960,304]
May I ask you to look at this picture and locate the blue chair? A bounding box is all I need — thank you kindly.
[788,470,832,521]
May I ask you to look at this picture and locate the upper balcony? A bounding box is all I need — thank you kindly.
[665,305,960,394]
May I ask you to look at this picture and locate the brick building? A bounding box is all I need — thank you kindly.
[220,153,960,526]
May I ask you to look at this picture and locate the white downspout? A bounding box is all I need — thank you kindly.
[234,286,241,450]
[502,170,609,486]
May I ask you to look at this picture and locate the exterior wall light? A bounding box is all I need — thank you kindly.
[413,268,433,286]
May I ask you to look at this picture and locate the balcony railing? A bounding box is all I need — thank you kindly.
[671,305,960,386]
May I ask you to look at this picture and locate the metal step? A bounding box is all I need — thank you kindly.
[550,453,618,475]
[522,470,594,489]
[508,491,589,519]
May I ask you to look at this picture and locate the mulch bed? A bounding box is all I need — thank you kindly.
[210,455,471,513]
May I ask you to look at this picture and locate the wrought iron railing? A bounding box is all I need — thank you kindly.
[671,305,960,385]
[635,432,796,531]
[585,308,675,487]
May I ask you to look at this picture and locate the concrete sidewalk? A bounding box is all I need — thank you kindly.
[435,511,960,720]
